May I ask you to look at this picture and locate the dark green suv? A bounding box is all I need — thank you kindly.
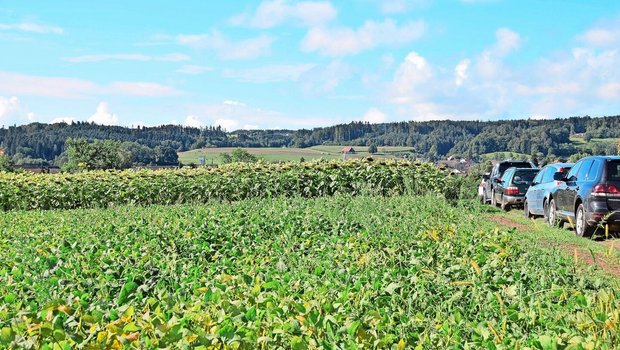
[492,167,540,211]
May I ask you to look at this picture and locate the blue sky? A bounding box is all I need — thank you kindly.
[1,1,620,130]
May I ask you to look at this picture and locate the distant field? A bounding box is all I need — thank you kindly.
[308,145,414,154]
[179,146,414,164]
[480,151,530,161]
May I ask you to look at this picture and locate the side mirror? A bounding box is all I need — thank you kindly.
[552,172,565,181]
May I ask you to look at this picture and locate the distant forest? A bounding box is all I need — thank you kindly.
[1,115,620,164]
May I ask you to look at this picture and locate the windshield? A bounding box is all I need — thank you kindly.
[513,170,537,185]
[608,161,620,181]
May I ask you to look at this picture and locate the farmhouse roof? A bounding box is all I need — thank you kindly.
[341,146,355,153]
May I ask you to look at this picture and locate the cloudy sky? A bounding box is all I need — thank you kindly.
[1,1,620,130]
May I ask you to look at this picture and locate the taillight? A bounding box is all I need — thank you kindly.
[592,184,620,198]
[506,186,519,195]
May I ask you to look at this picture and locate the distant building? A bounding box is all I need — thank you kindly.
[341,147,356,154]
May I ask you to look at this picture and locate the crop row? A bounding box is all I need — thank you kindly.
[1,195,619,348]
[0,159,460,211]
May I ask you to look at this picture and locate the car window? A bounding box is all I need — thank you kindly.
[542,167,556,183]
[566,161,581,181]
[533,168,545,184]
[513,170,537,185]
[576,159,593,181]
[586,160,602,181]
[607,161,620,181]
[501,169,513,182]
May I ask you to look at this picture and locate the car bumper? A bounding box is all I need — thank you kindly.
[586,210,620,229]
[503,195,525,205]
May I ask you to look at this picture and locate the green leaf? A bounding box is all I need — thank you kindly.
[384,282,401,295]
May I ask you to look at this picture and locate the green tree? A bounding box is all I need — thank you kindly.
[0,154,14,172]
[220,153,232,164]
[154,145,179,165]
[63,138,130,172]
[368,144,378,154]
[231,148,258,163]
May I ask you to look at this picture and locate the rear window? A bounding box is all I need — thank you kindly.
[499,162,532,173]
[608,161,620,181]
[513,170,537,185]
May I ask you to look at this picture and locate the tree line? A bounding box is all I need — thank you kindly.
[1,116,620,166]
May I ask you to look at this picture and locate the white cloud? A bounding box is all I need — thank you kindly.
[474,28,521,80]
[235,0,337,28]
[0,22,63,34]
[184,115,204,128]
[172,31,273,60]
[214,118,239,131]
[223,100,246,107]
[185,100,341,130]
[0,96,29,122]
[176,65,214,75]
[362,107,387,123]
[299,60,352,94]
[0,72,98,98]
[88,102,118,125]
[389,51,433,104]
[0,71,182,98]
[598,82,620,100]
[577,18,620,48]
[64,53,190,63]
[301,19,426,56]
[223,64,316,83]
[373,0,430,14]
[492,28,521,56]
[454,59,470,86]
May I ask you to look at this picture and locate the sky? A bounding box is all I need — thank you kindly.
[1,1,620,130]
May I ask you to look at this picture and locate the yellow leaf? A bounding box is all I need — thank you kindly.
[451,281,474,286]
[397,338,406,350]
[89,324,98,334]
[470,259,481,275]
[97,331,108,343]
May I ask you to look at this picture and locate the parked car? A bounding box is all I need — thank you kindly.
[547,156,620,237]
[478,173,490,203]
[524,163,573,220]
[492,167,540,211]
[483,160,537,204]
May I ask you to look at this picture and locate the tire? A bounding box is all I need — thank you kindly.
[501,196,510,211]
[575,204,594,238]
[548,199,558,227]
[524,199,533,218]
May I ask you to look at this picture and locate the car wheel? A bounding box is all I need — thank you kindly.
[548,199,558,227]
[524,199,533,218]
[575,204,594,238]
[501,196,510,211]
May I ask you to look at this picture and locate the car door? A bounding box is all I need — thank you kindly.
[556,161,581,214]
[565,159,593,217]
[497,168,513,201]
[529,168,546,214]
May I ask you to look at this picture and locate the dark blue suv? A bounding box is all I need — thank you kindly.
[548,156,620,237]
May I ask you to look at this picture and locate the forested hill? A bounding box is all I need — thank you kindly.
[1,115,620,162]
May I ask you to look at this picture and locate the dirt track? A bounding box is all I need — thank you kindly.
[487,215,620,277]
